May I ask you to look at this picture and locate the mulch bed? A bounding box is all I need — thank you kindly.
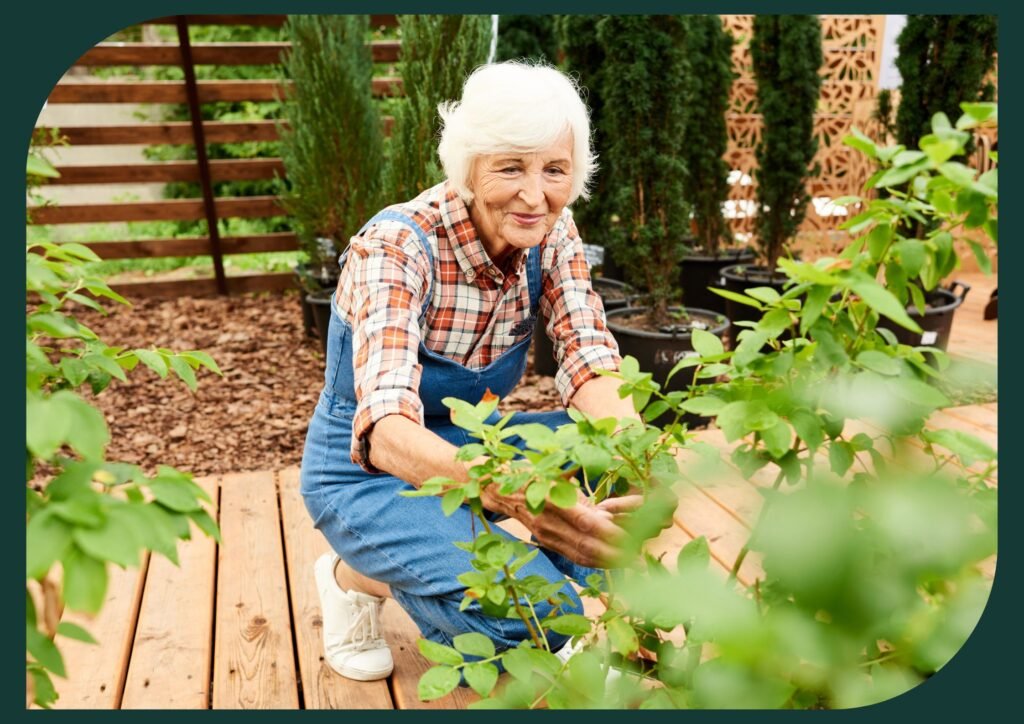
[75,290,561,478]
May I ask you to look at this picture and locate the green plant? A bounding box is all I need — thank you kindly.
[895,16,997,155]
[405,104,997,709]
[277,15,384,275]
[496,16,558,64]
[680,15,735,255]
[750,15,823,271]
[385,15,490,203]
[26,157,222,708]
[597,15,691,323]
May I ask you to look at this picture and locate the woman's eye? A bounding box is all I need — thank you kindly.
[500,166,520,174]
[545,166,566,175]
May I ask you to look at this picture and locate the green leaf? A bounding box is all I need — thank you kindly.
[28,154,61,178]
[453,632,495,659]
[26,392,70,460]
[62,546,108,614]
[676,536,710,572]
[59,357,90,387]
[891,377,950,409]
[938,161,976,188]
[857,350,900,376]
[710,287,764,310]
[26,625,66,677]
[441,489,465,516]
[146,477,202,513]
[502,647,534,681]
[691,328,724,358]
[29,312,91,339]
[549,481,578,509]
[923,429,996,467]
[187,507,221,544]
[851,279,920,333]
[63,394,110,460]
[180,350,222,376]
[26,510,72,579]
[134,349,168,378]
[758,308,792,338]
[800,285,831,335]
[169,355,198,392]
[606,617,639,656]
[57,621,98,644]
[866,223,893,263]
[745,286,781,305]
[894,240,925,279]
[83,353,128,383]
[829,441,855,477]
[525,480,548,510]
[967,240,993,275]
[72,513,141,568]
[789,409,824,451]
[842,129,877,158]
[760,421,792,459]
[417,665,461,701]
[417,638,464,666]
[680,396,726,416]
[463,662,499,697]
[546,613,592,636]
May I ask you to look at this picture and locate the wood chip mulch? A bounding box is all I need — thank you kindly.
[74,290,561,478]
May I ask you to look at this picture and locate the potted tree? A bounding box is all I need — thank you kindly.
[676,14,752,315]
[277,14,384,352]
[596,15,728,423]
[718,15,822,330]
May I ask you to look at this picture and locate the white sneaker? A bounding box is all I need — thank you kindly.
[313,552,393,681]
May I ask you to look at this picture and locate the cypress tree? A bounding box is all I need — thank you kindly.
[681,15,736,255]
[895,15,997,153]
[496,15,558,63]
[750,15,823,271]
[277,15,384,266]
[385,15,491,202]
[597,15,690,325]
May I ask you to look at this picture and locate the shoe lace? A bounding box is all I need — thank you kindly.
[348,599,383,650]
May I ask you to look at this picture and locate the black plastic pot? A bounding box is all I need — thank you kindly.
[679,247,756,314]
[719,263,789,336]
[534,277,634,377]
[605,306,729,429]
[307,291,333,356]
[293,264,317,339]
[876,282,970,350]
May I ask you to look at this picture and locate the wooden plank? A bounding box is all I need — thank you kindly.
[278,468,394,709]
[37,116,394,145]
[75,40,400,66]
[49,158,286,185]
[110,272,296,300]
[121,476,220,709]
[672,484,762,587]
[52,557,150,709]
[381,604,478,710]
[48,78,402,104]
[926,408,998,450]
[85,233,298,260]
[942,404,998,434]
[213,470,299,709]
[29,196,284,224]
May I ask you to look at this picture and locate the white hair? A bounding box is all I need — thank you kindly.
[437,61,597,206]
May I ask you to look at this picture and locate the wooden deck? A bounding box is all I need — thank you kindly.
[50,271,997,710]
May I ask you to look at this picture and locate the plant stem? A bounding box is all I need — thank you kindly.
[477,512,547,650]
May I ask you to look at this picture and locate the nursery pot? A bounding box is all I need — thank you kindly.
[306,289,334,356]
[605,306,729,429]
[534,277,634,377]
[719,263,789,338]
[293,263,317,339]
[678,246,756,315]
[876,281,971,351]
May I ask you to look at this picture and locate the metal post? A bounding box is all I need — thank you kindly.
[176,16,228,294]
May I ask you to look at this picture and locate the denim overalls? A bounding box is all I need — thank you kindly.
[300,210,591,652]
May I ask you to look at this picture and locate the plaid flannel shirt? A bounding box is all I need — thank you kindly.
[336,181,621,472]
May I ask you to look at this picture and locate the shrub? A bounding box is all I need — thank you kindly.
[496,15,558,63]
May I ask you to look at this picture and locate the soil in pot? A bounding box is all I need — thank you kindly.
[605,306,729,429]
[875,282,970,351]
[534,277,636,377]
[679,246,756,315]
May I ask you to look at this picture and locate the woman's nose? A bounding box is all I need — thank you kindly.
[517,172,544,205]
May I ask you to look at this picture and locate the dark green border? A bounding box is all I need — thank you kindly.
[8,2,1012,721]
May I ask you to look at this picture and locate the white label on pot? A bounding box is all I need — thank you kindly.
[719,277,727,286]
[920,331,938,345]
[655,349,701,365]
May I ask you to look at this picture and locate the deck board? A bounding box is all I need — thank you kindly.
[121,475,219,709]
[277,468,394,710]
[212,471,299,709]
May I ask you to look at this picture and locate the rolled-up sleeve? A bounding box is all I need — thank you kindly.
[344,228,431,472]
[541,214,622,407]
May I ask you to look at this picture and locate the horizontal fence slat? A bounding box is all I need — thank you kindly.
[75,40,400,66]
[84,232,299,259]
[48,78,402,104]
[49,158,286,184]
[29,196,284,224]
[38,116,392,146]
[110,271,295,299]
[143,15,398,28]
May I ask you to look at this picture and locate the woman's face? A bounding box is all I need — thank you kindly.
[467,134,574,266]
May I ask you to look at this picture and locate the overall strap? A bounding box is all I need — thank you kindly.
[345,209,435,318]
[525,245,543,316]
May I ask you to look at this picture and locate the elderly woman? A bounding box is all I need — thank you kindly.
[300,61,640,682]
